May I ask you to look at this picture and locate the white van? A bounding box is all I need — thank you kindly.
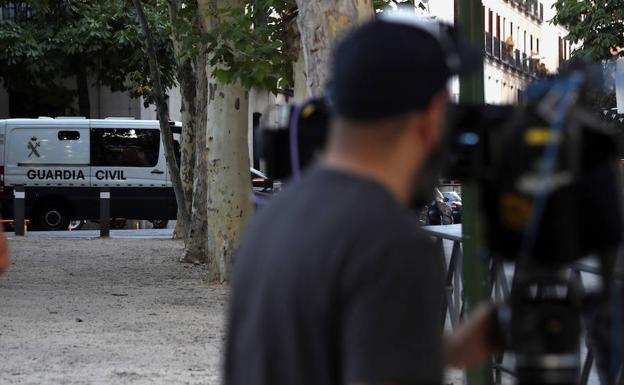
[0,117,180,230]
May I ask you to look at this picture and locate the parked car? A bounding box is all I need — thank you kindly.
[420,188,454,226]
[442,191,462,224]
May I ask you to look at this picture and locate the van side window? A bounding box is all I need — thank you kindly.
[58,131,80,141]
[91,128,160,167]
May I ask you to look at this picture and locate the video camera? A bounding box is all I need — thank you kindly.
[260,62,624,385]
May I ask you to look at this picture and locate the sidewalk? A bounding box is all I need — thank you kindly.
[5,228,175,239]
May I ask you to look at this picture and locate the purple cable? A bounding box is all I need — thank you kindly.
[289,99,314,180]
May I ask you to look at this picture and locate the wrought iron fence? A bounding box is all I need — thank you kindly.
[425,225,622,385]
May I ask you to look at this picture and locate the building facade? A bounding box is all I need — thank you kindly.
[424,0,570,104]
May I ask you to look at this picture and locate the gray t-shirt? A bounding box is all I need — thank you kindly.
[225,166,444,385]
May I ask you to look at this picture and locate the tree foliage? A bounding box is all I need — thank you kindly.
[203,0,298,93]
[202,0,424,93]
[552,0,624,61]
[0,0,176,115]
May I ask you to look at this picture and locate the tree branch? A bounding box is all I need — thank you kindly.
[132,0,191,232]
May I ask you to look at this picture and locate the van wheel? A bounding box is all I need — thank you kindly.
[34,201,70,231]
[150,219,168,229]
[69,220,85,231]
[110,219,127,230]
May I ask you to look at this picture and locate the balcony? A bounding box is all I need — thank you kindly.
[514,49,522,69]
[483,35,542,78]
[508,0,543,23]
[485,32,493,56]
[493,37,501,61]
[501,41,510,64]
[520,53,526,72]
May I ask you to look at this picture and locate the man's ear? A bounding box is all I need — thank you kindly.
[418,91,448,149]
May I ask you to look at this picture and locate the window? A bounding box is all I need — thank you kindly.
[503,17,506,39]
[496,14,500,38]
[0,2,33,22]
[481,5,485,28]
[536,38,540,53]
[58,131,80,141]
[488,10,493,33]
[524,31,527,53]
[91,128,160,167]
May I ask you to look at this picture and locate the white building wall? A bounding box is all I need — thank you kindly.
[89,81,142,119]
[540,0,569,73]
[140,84,182,122]
[425,0,453,24]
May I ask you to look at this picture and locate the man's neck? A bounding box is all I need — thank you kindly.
[323,153,413,206]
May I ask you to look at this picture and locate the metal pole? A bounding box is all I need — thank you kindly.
[459,1,491,385]
[14,185,25,236]
[100,188,110,237]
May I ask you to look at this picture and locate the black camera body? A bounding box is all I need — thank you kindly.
[447,101,622,265]
[259,63,623,385]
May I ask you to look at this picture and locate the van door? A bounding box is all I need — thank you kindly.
[5,124,90,187]
[89,126,173,219]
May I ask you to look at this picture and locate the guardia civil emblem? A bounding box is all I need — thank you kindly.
[27,137,41,158]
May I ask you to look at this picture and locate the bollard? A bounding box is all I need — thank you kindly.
[100,188,110,237]
[14,185,25,236]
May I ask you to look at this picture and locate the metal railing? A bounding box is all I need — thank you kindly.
[12,186,112,237]
[425,225,622,385]
[493,37,501,61]
[484,36,538,79]
[485,33,493,56]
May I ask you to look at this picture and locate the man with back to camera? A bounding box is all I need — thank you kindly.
[226,11,500,385]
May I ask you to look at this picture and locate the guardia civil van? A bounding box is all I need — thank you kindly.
[0,117,181,230]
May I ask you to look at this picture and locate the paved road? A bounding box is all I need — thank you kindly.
[5,229,174,239]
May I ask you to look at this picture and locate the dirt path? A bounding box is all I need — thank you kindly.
[0,237,228,385]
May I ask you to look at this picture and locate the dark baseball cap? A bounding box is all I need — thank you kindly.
[328,11,482,122]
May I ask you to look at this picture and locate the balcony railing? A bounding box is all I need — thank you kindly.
[484,35,541,78]
[485,32,493,56]
[522,53,528,72]
[493,37,501,61]
[507,0,543,23]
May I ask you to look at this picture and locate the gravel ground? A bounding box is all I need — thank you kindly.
[0,237,228,385]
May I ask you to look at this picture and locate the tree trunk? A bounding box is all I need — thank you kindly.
[295,0,373,96]
[169,0,197,240]
[76,64,90,118]
[198,0,253,283]
[182,44,209,264]
[293,48,307,102]
[133,0,190,235]
[173,62,197,239]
